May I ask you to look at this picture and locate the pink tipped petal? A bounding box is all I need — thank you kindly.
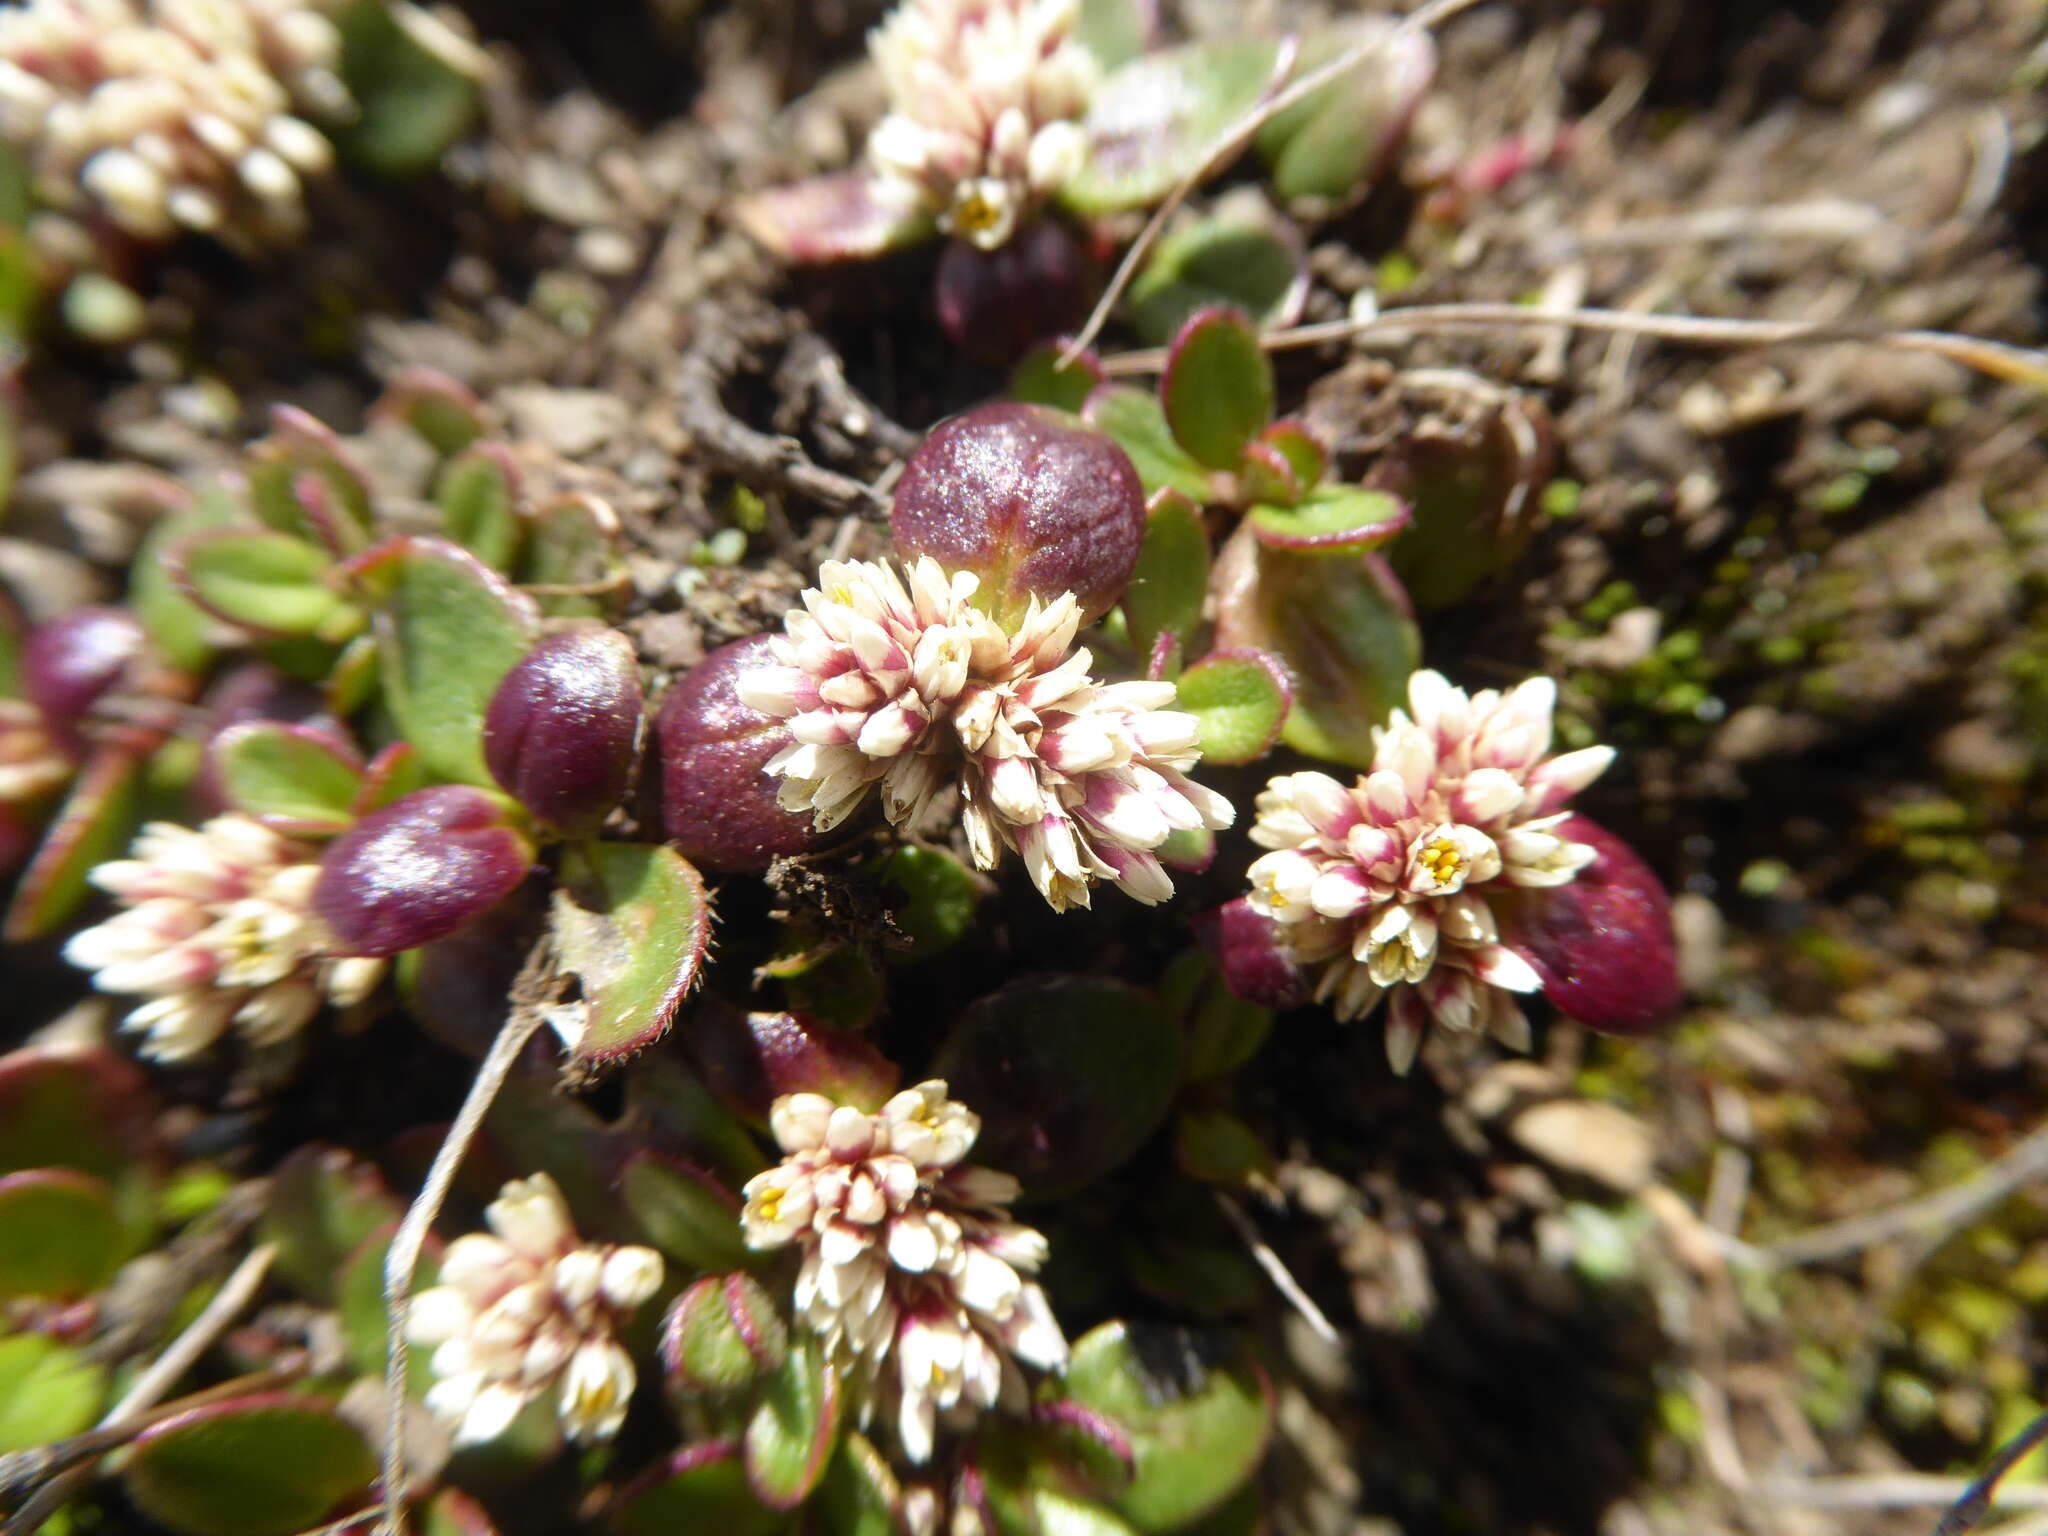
[1468,943,1542,993]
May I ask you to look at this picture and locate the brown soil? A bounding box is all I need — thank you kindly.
[12,1,2048,1534]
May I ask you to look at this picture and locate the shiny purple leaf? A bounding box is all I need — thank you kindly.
[1193,897,1306,1010]
[934,223,1094,365]
[484,629,644,835]
[313,786,532,958]
[656,636,828,873]
[21,607,145,742]
[1507,813,1681,1037]
[890,402,1146,626]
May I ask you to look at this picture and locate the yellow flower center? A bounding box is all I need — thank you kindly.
[950,186,1005,238]
[1418,837,1465,886]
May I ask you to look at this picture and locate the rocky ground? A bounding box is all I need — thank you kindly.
[10,0,2048,1533]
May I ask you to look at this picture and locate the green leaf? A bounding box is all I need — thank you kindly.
[815,1432,901,1536]
[876,845,980,960]
[551,842,712,1071]
[374,368,487,459]
[1171,1482,1266,1536]
[1161,308,1272,472]
[345,535,539,785]
[1258,420,1327,490]
[1031,1490,1144,1536]
[4,747,143,942]
[1245,484,1408,554]
[0,1169,126,1298]
[422,1488,501,1536]
[1064,41,1283,215]
[934,976,1180,1197]
[210,723,364,835]
[662,1272,788,1394]
[1010,341,1105,413]
[0,1334,105,1451]
[1076,0,1151,67]
[1123,488,1209,659]
[1126,203,1304,347]
[1212,536,1418,769]
[245,408,375,554]
[1237,443,1302,509]
[612,1442,785,1536]
[1176,650,1289,766]
[743,1337,842,1510]
[1254,23,1435,205]
[518,493,622,620]
[435,444,523,573]
[1168,954,1272,1085]
[1382,393,1554,609]
[0,1046,155,1181]
[619,1152,749,1273]
[1119,1199,1263,1321]
[131,499,233,671]
[258,1146,400,1308]
[350,741,429,817]
[1083,386,1211,502]
[335,1227,396,1380]
[1063,1323,1274,1534]
[332,0,481,177]
[123,1395,377,1536]
[1174,1108,1273,1185]
[175,529,350,639]
[324,630,381,718]
[337,1223,436,1380]
[767,940,884,1032]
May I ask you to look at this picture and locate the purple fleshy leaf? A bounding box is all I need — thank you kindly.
[483,629,645,835]
[21,606,145,743]
[312,786,533,958]
[1193,897,1306,1010]
[656,636,828,874]
[934,223,1095,365]
[686,1001,900,1122]
[890,402,1147,625]
[1507,813,1681,1037]
[733,172,937,264]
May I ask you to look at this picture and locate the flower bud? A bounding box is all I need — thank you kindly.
[655,636,827,873]
[1193,897,1307,1010]
[313,786,533,958]
[660,1271,788,1395]
[686,1001,901,1122]
[933,223,1093,365]
[1507,813,1680,1037]
[890,402,1146,627]
[483,630,645,836]
[21,606,145,744]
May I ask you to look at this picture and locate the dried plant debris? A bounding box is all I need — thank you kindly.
[0,1,2045,1535]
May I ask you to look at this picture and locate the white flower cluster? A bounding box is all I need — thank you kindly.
[1246,670,1614,1072]
[0,0,349,255]
[739,556,1232,912]
[866,0,1098,249]
[63,814,382,1061]
[408,1173,665,1447]
[741,1081,1066,1464]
